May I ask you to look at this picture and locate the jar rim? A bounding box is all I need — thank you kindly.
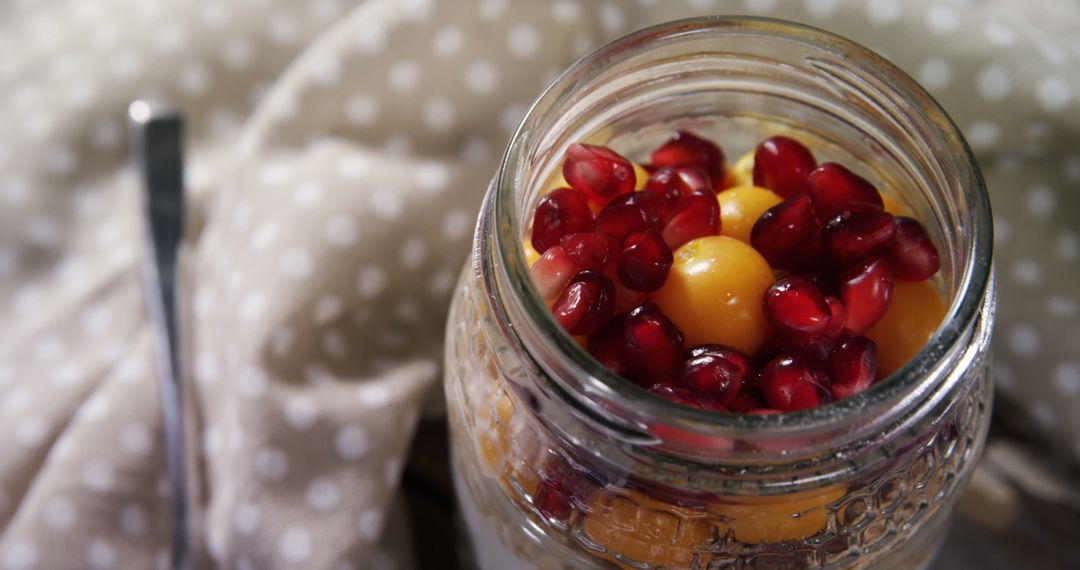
[488,16,993,441]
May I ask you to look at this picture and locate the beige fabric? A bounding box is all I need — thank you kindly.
[0,0,1077,568]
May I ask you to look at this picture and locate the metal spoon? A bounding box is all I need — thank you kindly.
[128,100,190,570]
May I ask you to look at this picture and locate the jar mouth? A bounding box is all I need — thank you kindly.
[488,17,992,442]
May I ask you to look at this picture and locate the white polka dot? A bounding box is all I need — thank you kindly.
[25,215,59,245]
[358,266,387,298]
[1012,259,1042,287]
[337,154,372,180]
[254,447,289,481]
[429,267,456,296]
[1046,295,1077,318]
[222,36,254,70]
[865,0,900,25]
[45,146,79,175]
[1007,324,1040,358]
[401,0,434,22]
[461,136,491,164]
[500,102,528,133]
[284,396,318,431]
[984,21,1015,46]
[312,56,343,87]
[432,26,464,58]
[237,366,268,400]
[400,237,428,270]
[305,478,342,512]
[82,461,115,492]
[508,23,541,59]
[1056,231,1078,262]
[43,495,77,531]
[926,4,958,34]
[355,26,387,55]
[442,209,472,241]
[395,299,420,323]
[1029,401,1057,428]
[411,162,449,195]
[234,502,260,535]
[357,384,394,407]
[178,63,211,97]
[120,504,147,537]
[966,120,1001,150]
[371,188,404,220]
[120,423,152,456]
[110,51,143,79]
[1025,184,1056,218]
[4,541,38,570]
[464,60,499,96]
[1053,362,1080,396]
[975,64,1011,101]
[271,327,296,359]
[478,0,508,20]
[250,221,279,250]
[14,415,47,448]
[387,60,420,92]
[84,538,117,569]
[52,363,82,387]
[743,0,777,12]
[552,0,582,22]
[280,247,315,281]
[344,94,379,127]
[1036,76,1074,112]
[358,510,385,541]
[423,97,456,131]
[335,425,370,460]
[993,215,1012,246]
[324,215,359,248]
[598,3,625,33]
[314,294,344,324]
[239,291,267,322]
[279,527,313,563]
[267,13,298,45]
[322,330,347,359]
[80,394,111,421]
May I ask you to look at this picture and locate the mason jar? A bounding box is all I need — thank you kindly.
[444,17,994,570]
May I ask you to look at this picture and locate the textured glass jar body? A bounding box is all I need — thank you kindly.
[445,18,994,570]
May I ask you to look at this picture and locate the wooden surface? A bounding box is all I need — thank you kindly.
[401,416,1080,569]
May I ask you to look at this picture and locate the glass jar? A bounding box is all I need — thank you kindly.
[445,17,994,570]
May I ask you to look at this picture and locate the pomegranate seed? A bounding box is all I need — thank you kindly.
[534,476,573,520]
[827,335,877,400]
[728,393,762,414]
[603,266,648,313]
[645,167,691,208]
[531,187,594,254]
[763,276,833,337]
[624,302,684,384]
[563,143,637,206]
[807,163,884,221]
[661,189,721,250]
[750,193,821,270]
[648,383,705,408]
[752,136,817,198]
[821,211,898,266]
[759,354,829,411]
[838,256,894,334]
[560,232,618,270]
[885,217,940,281]
[594,191,668,241]
[617,229,673,292]
[650,131,725,185]
[552,270,615,335]
[531,245,575,301]
[680,345,752,405]
[587,314,631,376]
[822,296,848,341]
[674,167,713,193]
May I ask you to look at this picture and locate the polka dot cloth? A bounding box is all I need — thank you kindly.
[0,0,1076,567]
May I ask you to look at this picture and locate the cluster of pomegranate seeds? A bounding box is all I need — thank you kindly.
[529,131,942,415]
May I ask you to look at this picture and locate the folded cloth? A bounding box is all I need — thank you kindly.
[0,0,1076,568]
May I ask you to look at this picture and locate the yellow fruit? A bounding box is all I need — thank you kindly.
[717,186,783,244]
[652,236,774,355]
[707,486,848,544]
[721,149,755,189]
[865,280,946,377]
[523,241,541,267]
[632,161,650,191]
[881,192,909,216]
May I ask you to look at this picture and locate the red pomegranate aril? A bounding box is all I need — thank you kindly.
[885,217,941,281]
[624,302,685,383]
[752,136,817,198]
[560,232,618,270]
[763,276,833,337]
[645,167,691,208]
[603,266,647,313]
[587,314,631,376]
[648,383,705,408]
[680,345,752,405]
[807,163,884,222]
[839,255,894,334]
[661,189,721,250]
[675,167,713,193]
[531,187,594,254]
[534,476,573,520]
[822,211,898,266]
[552,270,615,335]
[531,245,576,301]
[728,392,763,414]
[650,131,725,185]
[750,193,822,270]
[759,354,829,411]
[563,143,637,206]
[827,335,877,400]
[822,296,848,341]
[617,229,674,292]
[594,190,669,242]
